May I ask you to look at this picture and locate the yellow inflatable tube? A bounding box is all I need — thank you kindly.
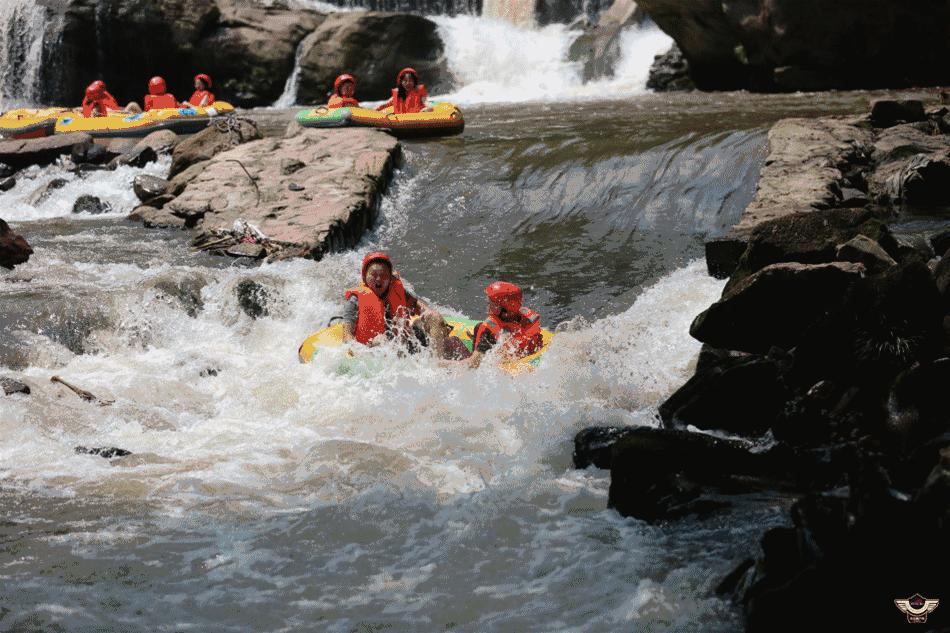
[54,102,235,138]
[298,317,553,375]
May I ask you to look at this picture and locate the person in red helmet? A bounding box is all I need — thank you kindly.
[182,73,215,108]
[466,281,543,369]
[81,80,141,117]
[327,73,360,109]
[342,251,468,359]
[143,76,178,111]
[375,67,430,114]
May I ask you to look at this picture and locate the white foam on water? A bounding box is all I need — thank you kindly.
[0,156,170,222]
[433,16,673,104]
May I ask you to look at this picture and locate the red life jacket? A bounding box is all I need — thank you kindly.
[343,274,413,344]
[144,93,178,111]
[328,95,360,109]
[474,307,543,358]
[82,92,120,118]
[390,85,428,114]
[188,90,215,107]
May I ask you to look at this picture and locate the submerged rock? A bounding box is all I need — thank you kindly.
[28,178,68,206]
[0,219,33,269]
[127,206,188,230]
[74,446,132,459]
[72,195,112,215]
[236,280,270,319]
[0,177,14,192]
[0,377,30,396]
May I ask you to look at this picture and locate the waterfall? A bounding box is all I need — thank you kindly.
[0,0,48,109]
[309,0,481,15]
[273,38,309,107]
[482,0,536,27]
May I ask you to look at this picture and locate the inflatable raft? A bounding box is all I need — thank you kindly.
[55,102,235,138]
[0,107,69,139]
[296,102,464,138]
[298,316,552,375]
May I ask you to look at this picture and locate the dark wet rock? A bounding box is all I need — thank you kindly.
[0,219,33,270]
[27,178,69,206]
[884,153,950,208]
[109,145,158,170]
[607,426,792,522]
[936,254,950,311]
[659,353,788,436]
[71,195,112,215]
[646,43,694,92]
[133,174,170,203]
[287,182,304,192]
[691,262,865,355]
[296,12,449,104]
[169,117,260,179]
[870,122,948,167]
[199,367,219,377]
[153,275,206,318]
[236,279,270,319]
[0,177,14,192]
[225,243,266,259]
[0,133,94,170]
[71,141,113,166]
[0,377,30,396]
[128,206,187,230]
[886,359,950,453]
[74,446,132,459]
[0,162,12,178]
[637,1,950,92]
[834,234,897,274]
[73,163,111,176]
[573,426,638,469]
[931,229,950,258]
[869,99,926,128]
[727,208,894,292]
[280,158,305,176]
[836,187,868,208]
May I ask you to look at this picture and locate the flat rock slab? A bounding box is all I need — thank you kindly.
[168,128,399,258]
[0,133,93,170]
[707,116,873,277]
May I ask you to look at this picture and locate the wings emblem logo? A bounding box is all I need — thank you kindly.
[895,594,939,624]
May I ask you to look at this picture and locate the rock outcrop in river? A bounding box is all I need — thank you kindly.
[0,219,32,269]
[576,99,950,630]
[637,0,950,92]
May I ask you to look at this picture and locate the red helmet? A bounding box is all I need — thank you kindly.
[396,67,418,85]
[485,281,523,313]
[333,73,356,94]
[194,73,212,88]
[361,251,392,280]
[85,80,106,99]
[148,76,167,95]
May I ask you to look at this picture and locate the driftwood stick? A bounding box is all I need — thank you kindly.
[50,375,115,406]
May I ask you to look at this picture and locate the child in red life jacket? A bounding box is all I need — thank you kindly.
[327,73,360,109]
[375,67,430,114]
[81,80,141,117]
[143,76,178,111]
[467,281,543,369]
[342,251,469,359]
[182,73,215,108]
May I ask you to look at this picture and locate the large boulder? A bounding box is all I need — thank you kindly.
[38,0,321,107]
[690,261,866,355]
[646,43,694,91]
[295,12,449,104]
[161,128,400,259]
[169,117,261,178]
[636,0,950,92]
[0,219,33,269]
[567,0,645,82]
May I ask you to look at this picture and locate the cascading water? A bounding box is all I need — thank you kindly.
[481,0,537,27]
[0,88,874,630]
[0,0,48,109]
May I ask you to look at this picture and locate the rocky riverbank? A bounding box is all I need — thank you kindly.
[576,99,950,630]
